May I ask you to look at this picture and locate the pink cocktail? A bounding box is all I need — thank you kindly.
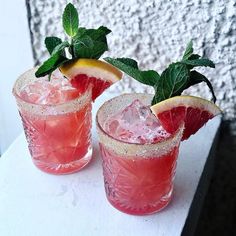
[13,69,92,174]
[96,94,183,215]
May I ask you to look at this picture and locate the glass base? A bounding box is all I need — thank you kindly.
[106,188,173,216]
[32,147,93,175]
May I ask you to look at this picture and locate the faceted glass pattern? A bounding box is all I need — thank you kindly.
[13,68,93,174]
[96,94,183,215]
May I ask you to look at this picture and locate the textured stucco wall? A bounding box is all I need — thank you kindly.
[27,0,236,120]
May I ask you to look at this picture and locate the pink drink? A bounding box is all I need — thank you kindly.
[13,69,92,174]
[96,94,183,215]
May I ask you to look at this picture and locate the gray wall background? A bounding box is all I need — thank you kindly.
[27,0,236,120]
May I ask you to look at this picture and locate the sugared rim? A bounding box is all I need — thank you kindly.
[12,67,92,115]
[96,93,184,157]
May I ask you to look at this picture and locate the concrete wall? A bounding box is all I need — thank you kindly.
[28,0,236,120]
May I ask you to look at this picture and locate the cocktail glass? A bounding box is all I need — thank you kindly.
[96,93,184,215]
[13,68,92,174]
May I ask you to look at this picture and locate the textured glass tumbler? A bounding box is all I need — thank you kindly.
[96,94,183,215]
[13,69,92,175]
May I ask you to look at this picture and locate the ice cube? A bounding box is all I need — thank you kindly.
[106,120,120,133]
[20,73,80,105]
[104,99,171,144]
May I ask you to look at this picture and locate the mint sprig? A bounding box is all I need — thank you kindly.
[104,41,216,105]
[35,3,111,78]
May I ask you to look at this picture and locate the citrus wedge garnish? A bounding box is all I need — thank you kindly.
[151,96,222,140]
[60,59,122,101]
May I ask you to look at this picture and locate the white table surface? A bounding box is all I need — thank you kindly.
[0,93,221,236]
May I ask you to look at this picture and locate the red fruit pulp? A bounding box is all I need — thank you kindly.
[157,106,214,140]
[71,74,111,101]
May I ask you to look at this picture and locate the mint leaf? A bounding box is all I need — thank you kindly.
[73,35,94,58]
[35,53,69,78]
[152,63,190,105]
[76,27,87,36]
[72,26,111,59]
[104,57,140,80]
[45,37,62,54]
[63,3,79,37]
[90,41,108,59]
[140,70,160,86]
[182,41,193,60]
[98,26,112,35]
[74,26,111,44]
[51,41,70,56]
[181,41,215,68]
[114,58,138,69]
[188,54,201,60]
[81,26,111,42]
[104,57,160,86]
[73,35,108,59]
[187,70,216,102]
[73,35,94,48]
[181,58,215,68]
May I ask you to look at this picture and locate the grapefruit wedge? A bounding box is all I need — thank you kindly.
[150,96,222,140]
[60,59,122,101]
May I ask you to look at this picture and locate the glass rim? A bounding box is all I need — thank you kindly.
[96,93,184,157]
[12,67,92,115]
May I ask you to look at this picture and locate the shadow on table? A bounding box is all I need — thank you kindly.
[194,121,236,236]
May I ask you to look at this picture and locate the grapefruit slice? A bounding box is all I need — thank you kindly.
[150,96,222,140]
[60,59,122,101]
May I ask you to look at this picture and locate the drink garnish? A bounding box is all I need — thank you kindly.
[104,41,217,105]
[150,95,221,140]
[104,42,222,140]
[35,3,111,78]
